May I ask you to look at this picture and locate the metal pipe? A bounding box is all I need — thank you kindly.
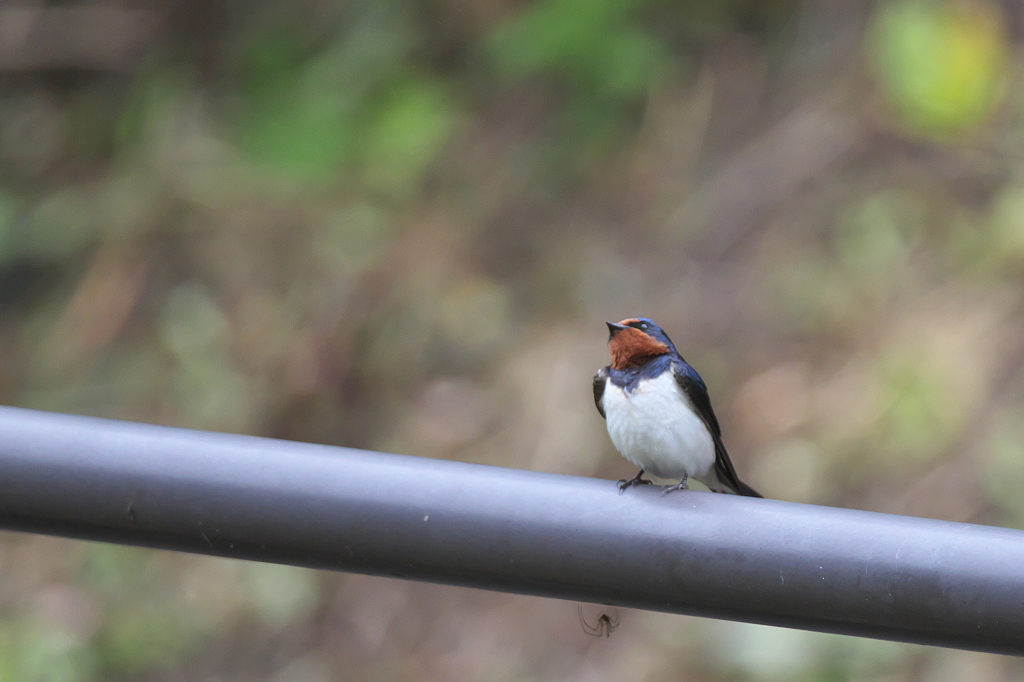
[0,406,1020,655]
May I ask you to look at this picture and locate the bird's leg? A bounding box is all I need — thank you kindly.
[617,470,653,493]
[661,473,689,495]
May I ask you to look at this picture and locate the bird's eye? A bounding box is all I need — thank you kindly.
[640,323,648,329]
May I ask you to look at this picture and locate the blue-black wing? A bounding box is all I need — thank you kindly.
[672,359,761,498]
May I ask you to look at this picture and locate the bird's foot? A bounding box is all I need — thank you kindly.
[617,470,653,494]
[661,474,689,495]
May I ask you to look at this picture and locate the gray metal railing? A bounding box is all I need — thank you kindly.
[0,406,1021,655]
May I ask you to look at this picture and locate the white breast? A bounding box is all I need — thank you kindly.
[602,371,716,481]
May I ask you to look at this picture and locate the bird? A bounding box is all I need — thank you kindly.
[593,318,761,497]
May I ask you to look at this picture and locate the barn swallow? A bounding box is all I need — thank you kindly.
[593,318,761,497]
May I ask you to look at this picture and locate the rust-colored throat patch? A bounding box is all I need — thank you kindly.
[609,325,670,370]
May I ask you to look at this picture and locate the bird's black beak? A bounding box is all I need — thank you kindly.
[606,321,629,340]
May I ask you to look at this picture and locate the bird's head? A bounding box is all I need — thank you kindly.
[605,318,676,370]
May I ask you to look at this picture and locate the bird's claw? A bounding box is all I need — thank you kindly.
[617,472,653,494]
[661,475,690,495]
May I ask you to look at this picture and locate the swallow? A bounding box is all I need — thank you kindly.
[593,318,761,497]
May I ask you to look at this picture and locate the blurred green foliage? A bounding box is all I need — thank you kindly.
[870,0,1008,137]
[236,9,458,192]
[487,0,668,96]
[875,349,963,462]
[981,407,1024,527]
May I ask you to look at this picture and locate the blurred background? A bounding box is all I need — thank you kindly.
[1,0,1023,679]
